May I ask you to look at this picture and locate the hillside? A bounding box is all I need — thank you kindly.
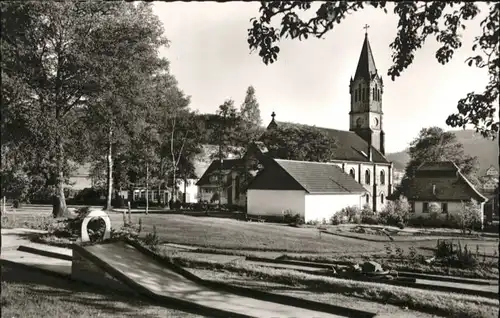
[387,130,498,175]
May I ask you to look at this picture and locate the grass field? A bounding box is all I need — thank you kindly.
[0,262,205,318]
[114,213,384,253]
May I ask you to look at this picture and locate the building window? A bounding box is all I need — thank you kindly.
[441,202,448,214]
[410,201,415,213]
[380,170,385,185]
[423,202,429,213]
[380,193,384,204]
[355,90,358,102]
[365,194,370,205]
[362,87,365,101]
[349,168,356,179]
[365,169,371,185]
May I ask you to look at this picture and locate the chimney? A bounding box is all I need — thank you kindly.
[432,184,436,195]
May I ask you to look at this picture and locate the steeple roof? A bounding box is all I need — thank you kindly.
[354,33,378,81]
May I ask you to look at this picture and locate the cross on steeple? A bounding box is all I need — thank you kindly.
[363,24,370,35]
[271,111,276,119]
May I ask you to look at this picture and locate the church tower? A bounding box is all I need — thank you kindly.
[349,27,385,155]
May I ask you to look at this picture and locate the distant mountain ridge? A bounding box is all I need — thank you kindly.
[387,129,499,175]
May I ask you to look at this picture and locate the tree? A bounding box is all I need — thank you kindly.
[260,125,337,162]
[247,2,499,139]
[240,86,262,129]
[1,2,168,216]
[397,127,480,197]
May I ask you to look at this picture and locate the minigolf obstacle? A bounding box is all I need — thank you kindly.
[80,208,111,243]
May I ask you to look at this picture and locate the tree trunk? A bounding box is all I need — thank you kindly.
[105,127,113,211]
[173,167,177,204]
[53,137,68,218]
[145,162,149,215]
[183,175,187,203]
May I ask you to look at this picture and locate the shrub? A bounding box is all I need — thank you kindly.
[435,239,481,269]
[330,213,344,225]
[360,205,378,224]
[283,210,304,225]
[333,206,360,224]
[456,199,483,233]
[144,225,160,250]
[378,196,410,227]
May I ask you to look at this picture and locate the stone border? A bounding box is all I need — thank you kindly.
[125,238,377,318]
[18,245,72,261]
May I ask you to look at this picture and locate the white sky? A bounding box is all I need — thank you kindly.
[152,2,491,153]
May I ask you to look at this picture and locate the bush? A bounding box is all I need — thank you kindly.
[360,205,378,224]
[378,196,410,227]
[283,210,304,225]
[435,239,479,269]
[330,213,345,225]
[332,206,360,224]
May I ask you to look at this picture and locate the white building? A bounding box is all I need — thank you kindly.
[246,159,368,223]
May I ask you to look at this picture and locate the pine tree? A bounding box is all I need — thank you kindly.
[240,86,262,128]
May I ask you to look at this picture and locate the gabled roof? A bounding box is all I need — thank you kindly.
[268,121,389,164]
[249,158,367,194]
[195,158,243,186]
[354,33,378,81]
[406,161,488,202]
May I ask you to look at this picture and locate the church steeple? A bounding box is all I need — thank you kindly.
[349,27,385,155]
[354,27,378,81]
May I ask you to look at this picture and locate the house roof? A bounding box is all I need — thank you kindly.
[249,158,367,194]
[195,158,243,186]
[406,161,488,202]
[268,121,389,164]
[354,33,378,81]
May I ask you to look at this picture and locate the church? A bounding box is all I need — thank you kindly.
[197,31,394,213]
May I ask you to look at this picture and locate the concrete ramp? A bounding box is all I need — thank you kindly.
[74,241,375,318]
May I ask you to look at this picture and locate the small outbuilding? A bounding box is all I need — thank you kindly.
[246,158,368,223]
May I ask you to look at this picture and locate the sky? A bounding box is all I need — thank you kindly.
[152,2,491,153]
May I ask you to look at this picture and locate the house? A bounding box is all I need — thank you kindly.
[485,166,499,177]
[197,31,394,212]
[196,158,244,205]
[246,158,368,223]
[405,161,488,225]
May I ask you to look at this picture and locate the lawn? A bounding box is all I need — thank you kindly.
[0,262,205,318]
[110,213,383,253]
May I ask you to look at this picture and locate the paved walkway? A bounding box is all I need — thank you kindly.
[85,242,346,318]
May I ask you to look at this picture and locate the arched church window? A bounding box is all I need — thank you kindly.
[380,193,385,204]
[362,88,365,101]
[349,168,356,179]
[380,170,385,185]
[356,117,363,128]
[378,89,381,101]
[354,90,358,102]
[374,84,378,101]
[372,88,375,100]
[365,193,370,205]
[365,169,371,185]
